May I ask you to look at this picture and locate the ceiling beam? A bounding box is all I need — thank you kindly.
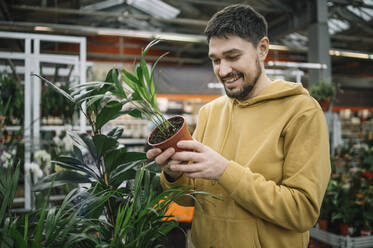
[268,2,312,40]
[336,6,373,33]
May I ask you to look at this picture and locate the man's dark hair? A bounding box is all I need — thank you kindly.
[204,4,268,46]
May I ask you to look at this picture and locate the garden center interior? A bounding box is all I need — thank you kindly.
[1,0,373,247]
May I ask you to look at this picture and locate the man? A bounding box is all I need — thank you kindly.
[147,4,331,248]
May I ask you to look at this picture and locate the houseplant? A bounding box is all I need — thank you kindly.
[21,42,211,246]
[309,80,337,111]
[0,74,24,125]
[120,39,192,151]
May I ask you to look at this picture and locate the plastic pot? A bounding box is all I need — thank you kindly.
[147,115,192,152]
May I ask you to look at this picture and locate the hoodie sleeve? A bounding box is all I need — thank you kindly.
[218,108,331,232]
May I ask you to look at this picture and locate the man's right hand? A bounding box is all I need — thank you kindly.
[146,147,183,181]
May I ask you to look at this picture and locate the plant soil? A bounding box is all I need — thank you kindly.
[149,117,184,144]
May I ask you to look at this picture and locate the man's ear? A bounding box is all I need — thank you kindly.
[257,37,269,61]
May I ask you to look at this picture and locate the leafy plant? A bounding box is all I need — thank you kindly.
[120,39,174,137]
[309,80,337,102]
[16,40,211,247]
[0,74,24,125]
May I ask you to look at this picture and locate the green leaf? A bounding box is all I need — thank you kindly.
[108,68,127,98]
[104,148,145,176]
[92,134,118,157]
[127,109,142,118]
[33,74,74,104]
[33,171,91,191]
[107,126,124,139]
[95,100,123,130]
[10,227,27,248]
[79,133,98,161]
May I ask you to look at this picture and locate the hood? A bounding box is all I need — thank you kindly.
[232,80,310,107]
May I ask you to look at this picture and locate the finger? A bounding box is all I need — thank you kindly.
[184,172,203,178]
[177,140,205,152]
[146,148,162,160]
[171,151,201,162]
[170,163,202,173]
[154,147,175,165]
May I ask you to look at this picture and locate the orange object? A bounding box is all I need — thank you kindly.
[165,202,194,223]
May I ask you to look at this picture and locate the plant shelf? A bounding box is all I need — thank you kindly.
[310,228,373,248]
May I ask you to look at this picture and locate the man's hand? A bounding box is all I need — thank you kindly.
[170,140,230,180]
[146,147,183,180]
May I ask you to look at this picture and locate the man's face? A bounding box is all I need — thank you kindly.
[208,35,262,101]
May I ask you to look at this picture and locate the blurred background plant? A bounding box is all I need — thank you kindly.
[319,136,373,236]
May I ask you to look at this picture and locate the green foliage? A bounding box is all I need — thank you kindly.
[0,74,24,124]
[120,40,172,136]
[0,40,211,247]
[41,84,75,122]
[309,80,337,102]
[321,139,373,235]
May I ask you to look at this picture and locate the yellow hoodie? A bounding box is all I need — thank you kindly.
[161,80,331,248]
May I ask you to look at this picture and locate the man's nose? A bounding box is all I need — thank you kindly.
[219,61,232,77]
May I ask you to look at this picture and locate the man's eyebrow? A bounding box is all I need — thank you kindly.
[209,48,242,59]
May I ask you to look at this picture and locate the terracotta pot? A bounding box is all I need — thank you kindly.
[360,230,372,236]
[339,224,354,236]
[318,100,331,112]
[317,219,328,231]
[147,115,192,152]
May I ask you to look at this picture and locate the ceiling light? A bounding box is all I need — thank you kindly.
[127,0,180,19]
[269,44,290,51]
[34,26,54,32]
[330,50,372,59]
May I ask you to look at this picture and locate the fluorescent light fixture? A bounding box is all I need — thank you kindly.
[81,0,125,10]
[155,33,205,43]
[269,44,289,51]
[127,0,180,19]
[97,28,205,43]
[97,29,154,38]
[34,26,54,32]
[330,49,372,59]
[267,61,327,69]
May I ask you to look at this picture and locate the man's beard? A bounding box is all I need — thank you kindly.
[223,58,262,101]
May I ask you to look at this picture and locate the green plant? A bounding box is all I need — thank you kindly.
[120,39,175,137]
[309,80,337,102]
[17,40,211,247]
[0,74,24,124]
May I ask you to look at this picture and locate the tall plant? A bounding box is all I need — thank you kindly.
[24,43,209,246]
[121,39,174,137]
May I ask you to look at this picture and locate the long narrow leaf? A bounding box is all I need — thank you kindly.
[33,74,74,104]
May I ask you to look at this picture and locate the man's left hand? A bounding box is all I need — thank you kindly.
[170,140,230,180]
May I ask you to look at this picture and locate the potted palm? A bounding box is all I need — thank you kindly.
[120,40,192,151]
[309,80,337,112]
[25,43,210,246]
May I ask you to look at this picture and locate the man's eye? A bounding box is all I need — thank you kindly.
[212,59,220,64]
[227,55,239,60]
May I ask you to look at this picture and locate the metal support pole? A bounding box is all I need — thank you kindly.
[33,39,40,152]
[24,38,32,210]
[308,0,332,85]
[80,38,87,132]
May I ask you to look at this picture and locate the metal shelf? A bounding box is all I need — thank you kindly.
[310,228,373,248]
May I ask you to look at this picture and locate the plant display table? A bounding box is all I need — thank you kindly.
[310,228,373,248]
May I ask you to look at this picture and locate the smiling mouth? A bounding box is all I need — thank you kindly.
[221,73,243,87]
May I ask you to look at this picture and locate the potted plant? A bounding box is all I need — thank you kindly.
[309,80,337,112]
[22,41,212,246]
[120,40,192,151]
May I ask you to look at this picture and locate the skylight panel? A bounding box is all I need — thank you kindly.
[328,18,350,35]
[347,5,373,21]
